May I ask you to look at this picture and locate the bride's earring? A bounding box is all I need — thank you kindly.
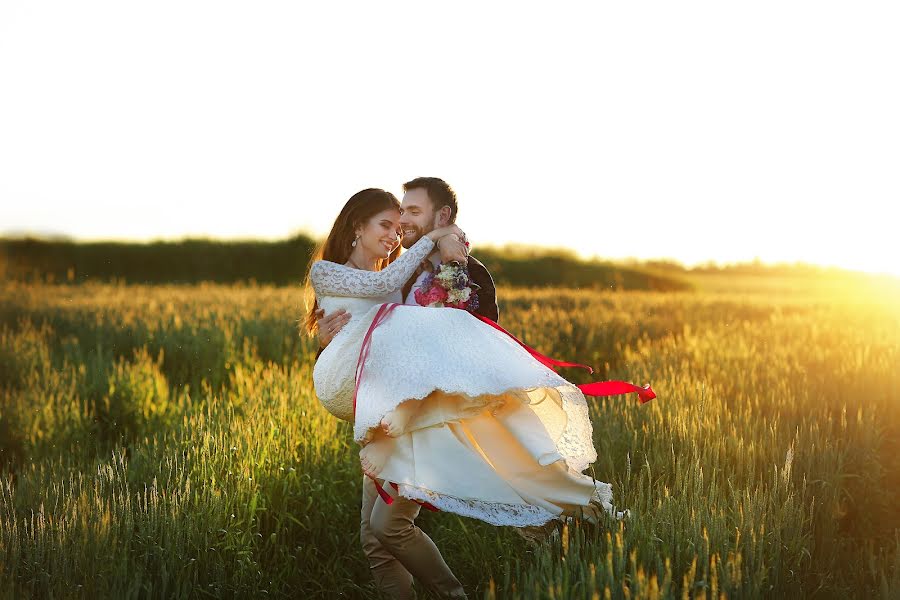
[351,235,360,248]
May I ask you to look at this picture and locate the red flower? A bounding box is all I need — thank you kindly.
[415,283,449,306]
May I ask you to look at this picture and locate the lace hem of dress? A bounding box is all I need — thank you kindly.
[556,385,598,474]
[395,479,617,528]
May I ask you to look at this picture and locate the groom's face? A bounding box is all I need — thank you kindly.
[399,188,442,249]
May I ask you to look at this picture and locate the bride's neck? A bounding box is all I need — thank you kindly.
[346,247,380,271]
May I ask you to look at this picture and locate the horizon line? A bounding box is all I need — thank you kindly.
[3,229,898,279]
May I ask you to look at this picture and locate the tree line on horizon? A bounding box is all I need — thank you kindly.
[1,233,872,289]
[0,234,696,291]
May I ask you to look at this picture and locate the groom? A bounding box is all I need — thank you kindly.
[314,177,498,599]
[315,177,498,350]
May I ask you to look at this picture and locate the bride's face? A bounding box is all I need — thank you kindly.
[356,208,402,259]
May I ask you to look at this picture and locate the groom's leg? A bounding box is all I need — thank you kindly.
[360,474,416,599]
[369,484,467,599]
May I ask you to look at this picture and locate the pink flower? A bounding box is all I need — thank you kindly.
[427,286,448,305]
[415,284,449,307]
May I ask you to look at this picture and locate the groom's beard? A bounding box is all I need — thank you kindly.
[400,223,434,249]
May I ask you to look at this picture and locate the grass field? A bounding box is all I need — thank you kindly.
[1,276,898,598]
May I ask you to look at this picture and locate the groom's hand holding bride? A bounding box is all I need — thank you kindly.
[315,308,350,347]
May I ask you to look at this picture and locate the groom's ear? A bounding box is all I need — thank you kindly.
[436,205,452,227]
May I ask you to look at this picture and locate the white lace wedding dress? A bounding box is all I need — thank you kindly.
[311,236,622,527]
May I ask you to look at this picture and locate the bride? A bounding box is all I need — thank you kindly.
[304,188,654,528]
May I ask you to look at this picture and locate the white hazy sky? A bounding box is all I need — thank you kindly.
[1,1,898,274]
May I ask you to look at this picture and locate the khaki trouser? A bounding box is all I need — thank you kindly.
[360,474,468,599]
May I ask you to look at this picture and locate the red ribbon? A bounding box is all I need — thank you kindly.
[356,304,656,508]
[578,380,656,403]
[471,314,596,373]
[354,303,401,418]
[371,480,440,512]
[472,313,656,404]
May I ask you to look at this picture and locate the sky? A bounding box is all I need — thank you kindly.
[1,1,898,274]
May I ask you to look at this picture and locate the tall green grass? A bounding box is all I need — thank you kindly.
[0,280,897,598]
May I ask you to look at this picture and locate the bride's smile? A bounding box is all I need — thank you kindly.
[380,236,399,256]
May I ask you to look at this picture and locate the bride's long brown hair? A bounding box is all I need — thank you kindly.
[301,188,402,336]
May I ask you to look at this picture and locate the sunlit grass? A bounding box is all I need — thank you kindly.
[0,279,898,598]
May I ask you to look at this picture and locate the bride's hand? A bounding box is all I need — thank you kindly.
[426,224,465,244]
[437,234,468,264]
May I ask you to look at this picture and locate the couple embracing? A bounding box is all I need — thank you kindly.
[303,177,655,598]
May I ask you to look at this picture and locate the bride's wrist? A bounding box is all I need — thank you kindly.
[436,234,459,249]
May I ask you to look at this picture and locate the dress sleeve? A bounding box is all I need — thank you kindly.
[310,236,436,298]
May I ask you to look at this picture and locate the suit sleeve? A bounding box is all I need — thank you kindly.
[467,257,499,323]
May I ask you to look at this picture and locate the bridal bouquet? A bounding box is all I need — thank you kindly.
[414,262,480,312]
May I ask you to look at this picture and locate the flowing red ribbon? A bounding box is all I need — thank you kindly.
[471,314,596,373]
[356,304,656,508]
[471,314,656,403]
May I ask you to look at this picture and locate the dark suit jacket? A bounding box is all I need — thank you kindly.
[465,255,499,323]
[314,254,499,360]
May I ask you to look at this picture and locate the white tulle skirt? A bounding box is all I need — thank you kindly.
[312,304,622,527]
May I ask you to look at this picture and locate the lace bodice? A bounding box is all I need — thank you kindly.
[309,236,435,299]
